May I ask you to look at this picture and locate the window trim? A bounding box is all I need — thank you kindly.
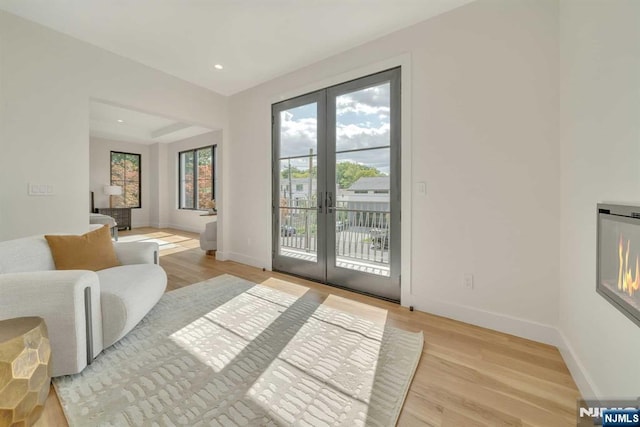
[178,145,216,211]
[110,151,142,209]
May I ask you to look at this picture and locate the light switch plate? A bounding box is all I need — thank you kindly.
[28,183,54,196]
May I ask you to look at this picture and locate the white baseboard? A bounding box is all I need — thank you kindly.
[557,330,599,399]
[149,222,169,229]
[226,251,265,270]
[136,223,200,233]
[215,251,229,261]
[131,222,171,229]
[418,297,598,399]
[165,223,203,234]
[417,297,561,346]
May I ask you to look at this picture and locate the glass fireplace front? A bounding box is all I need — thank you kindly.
[597,203,640,327]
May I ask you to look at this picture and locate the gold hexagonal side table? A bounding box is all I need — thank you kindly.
[0,317,51,427]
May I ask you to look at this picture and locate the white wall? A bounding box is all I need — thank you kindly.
[559,0,640,398]
[89,137,151,227]
[164,131,222,233]
[148,142,166,229]
[0,10,227,240]
[227,0,560,341]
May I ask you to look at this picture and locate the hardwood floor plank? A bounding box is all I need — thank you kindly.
[428,343,580,409]
[397,391,444,426]
[37,227,582,426]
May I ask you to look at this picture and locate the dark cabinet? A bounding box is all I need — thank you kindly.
[97,208,132,230]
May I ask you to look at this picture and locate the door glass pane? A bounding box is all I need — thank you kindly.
[278,103,318,262]
[280,103,319,158]
[336,82,390,152]
[334,82,392,277]
[335,146,390,277]
[279,157,317,208]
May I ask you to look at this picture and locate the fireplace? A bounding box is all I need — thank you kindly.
[597,203,640,327]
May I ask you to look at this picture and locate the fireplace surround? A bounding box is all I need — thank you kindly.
[597,203,640,327]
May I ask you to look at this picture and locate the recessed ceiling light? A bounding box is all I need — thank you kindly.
[117,119,124,123]
[213,64,224,70]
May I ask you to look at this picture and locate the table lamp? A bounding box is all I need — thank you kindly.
[104,185,122,208]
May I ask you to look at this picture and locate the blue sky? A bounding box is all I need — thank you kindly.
[279,82,391,175]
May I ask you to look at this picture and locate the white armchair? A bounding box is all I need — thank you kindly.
[0,270,102,376]
[0,235,166,377]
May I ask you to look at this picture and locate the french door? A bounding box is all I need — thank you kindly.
[272,68,400,301]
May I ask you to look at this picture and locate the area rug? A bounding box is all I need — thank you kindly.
[54,274,424,426]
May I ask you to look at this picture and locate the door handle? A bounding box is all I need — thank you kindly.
[327,192,334,214]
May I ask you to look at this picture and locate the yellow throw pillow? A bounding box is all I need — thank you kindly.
[45,225,120,271]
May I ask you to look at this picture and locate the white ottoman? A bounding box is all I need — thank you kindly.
[200,221,217,255]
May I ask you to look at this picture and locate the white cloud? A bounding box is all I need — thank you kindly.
[280,110,317,158]
[336,122,390,151]
[336,83,390,116]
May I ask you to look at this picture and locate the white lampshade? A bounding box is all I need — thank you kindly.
[103,185,122,196]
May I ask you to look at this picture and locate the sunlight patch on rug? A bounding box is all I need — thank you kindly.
[54,274,423,426]
[169,285,305,373]
[246,304,384,425]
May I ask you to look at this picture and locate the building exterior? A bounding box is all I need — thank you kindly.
[280,178,317,207]
[338,176,390,213]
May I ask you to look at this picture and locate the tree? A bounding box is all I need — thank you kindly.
[281,166,317,179]
[110,152,140,208]
[279,161,384,189]
[336,162,385,189]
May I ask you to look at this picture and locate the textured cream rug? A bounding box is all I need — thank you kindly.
[54,274,423,426]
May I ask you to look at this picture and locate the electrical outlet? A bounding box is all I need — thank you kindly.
[464,273,474,290]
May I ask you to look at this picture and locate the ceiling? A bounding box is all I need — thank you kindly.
[0,0,474,96]
[90,101,215,144]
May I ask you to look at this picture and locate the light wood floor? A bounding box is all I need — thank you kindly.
[37,228,582,427]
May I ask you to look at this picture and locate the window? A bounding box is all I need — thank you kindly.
[179,145,215,210]
[110,151,141,208]
[295,184,303,191]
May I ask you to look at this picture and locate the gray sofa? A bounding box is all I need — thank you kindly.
[0,234,167,376]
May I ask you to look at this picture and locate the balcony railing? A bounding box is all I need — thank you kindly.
[279,206,390,266]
